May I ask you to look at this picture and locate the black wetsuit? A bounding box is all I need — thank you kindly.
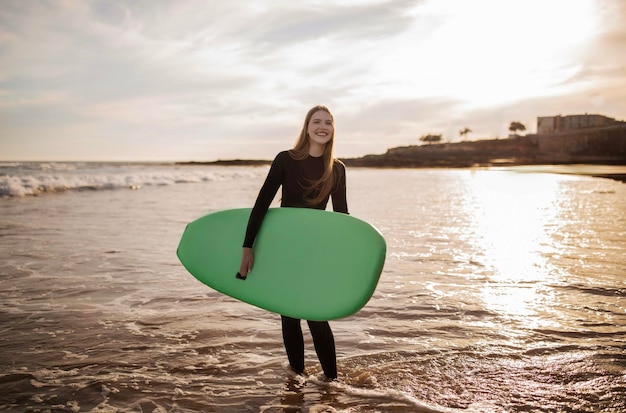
[243,150,348,378]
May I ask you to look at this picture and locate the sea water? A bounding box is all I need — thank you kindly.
[1,162,625,412]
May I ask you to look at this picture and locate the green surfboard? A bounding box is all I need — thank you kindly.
[177,208,386,321]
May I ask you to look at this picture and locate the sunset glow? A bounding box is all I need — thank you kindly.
[0,0,623,161]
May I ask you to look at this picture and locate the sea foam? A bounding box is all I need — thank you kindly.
[0,162,262,197]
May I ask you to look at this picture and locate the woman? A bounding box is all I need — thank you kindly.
[238,105,348,380]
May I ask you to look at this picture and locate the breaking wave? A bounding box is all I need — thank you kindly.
[0,162,262,197]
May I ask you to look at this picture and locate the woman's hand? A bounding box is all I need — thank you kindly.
[239,247,254,277]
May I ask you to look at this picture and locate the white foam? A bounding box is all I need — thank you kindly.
[327,381,461,413]
[0,163,263,197]
[279,369,462,413]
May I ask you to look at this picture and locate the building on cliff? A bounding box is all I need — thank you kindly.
[530,114,626,164]
[537,114,626,134]
[345,112,626,168]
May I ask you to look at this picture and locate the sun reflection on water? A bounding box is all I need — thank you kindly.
[463,171,569,319]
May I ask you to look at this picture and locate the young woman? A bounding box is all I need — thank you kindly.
[238,105,348,380]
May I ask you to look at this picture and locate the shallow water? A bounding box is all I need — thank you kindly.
[1,164,625,412]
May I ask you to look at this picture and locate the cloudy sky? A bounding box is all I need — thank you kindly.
[1,0,625,161]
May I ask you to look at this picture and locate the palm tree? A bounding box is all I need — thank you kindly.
[459,127,472,141]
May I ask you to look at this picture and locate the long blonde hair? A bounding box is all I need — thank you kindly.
[289,105,342,206]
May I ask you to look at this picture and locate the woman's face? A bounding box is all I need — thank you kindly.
[307,110,334,147]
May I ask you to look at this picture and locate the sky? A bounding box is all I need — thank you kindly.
[1,0,625,162]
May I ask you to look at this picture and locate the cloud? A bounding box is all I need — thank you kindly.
[1,0,625,161]
[251,0,420,45]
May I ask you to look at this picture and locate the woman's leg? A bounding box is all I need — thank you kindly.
[281,315,305,374]
[307,320,337,379]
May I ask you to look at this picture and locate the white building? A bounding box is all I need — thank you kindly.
[537,114,622,134]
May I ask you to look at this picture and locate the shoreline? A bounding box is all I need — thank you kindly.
[176,160,626,183]
[176,127,626,182]
[591,174,626,182]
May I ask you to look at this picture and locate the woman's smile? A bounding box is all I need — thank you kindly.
[307,110,334,150]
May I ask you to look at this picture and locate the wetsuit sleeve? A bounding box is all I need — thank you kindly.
[242,153,284,248]
[331,161,348,214]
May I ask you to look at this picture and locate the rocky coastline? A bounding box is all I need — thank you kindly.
[178,125,626,182]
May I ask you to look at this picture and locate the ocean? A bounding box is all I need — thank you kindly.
[1,162,625,412]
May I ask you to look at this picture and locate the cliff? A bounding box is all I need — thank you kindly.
[342,125,626,168]
[178,125,626,174]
